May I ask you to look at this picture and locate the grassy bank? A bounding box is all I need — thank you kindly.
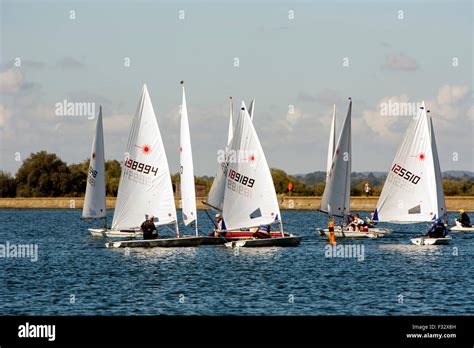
[0,196,473,212]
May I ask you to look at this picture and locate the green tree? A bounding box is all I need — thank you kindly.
[314,182,325,196]
[68,161,88,196]
[0,171,17,197]
[271,168,290,194]
[105,160,121,196]
[15,151,70,197]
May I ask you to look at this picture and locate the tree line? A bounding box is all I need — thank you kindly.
[0,151,473,197]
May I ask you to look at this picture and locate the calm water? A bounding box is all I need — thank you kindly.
[0,209,473,316]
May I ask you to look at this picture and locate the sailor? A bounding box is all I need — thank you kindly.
[427,219,447,238]
[458,209,471,227]
[141,215,158,240]
[350,214,365,231]
[252,224,271,239]
[213,214,227,237]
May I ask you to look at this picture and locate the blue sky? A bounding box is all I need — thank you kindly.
[0,0,472,176]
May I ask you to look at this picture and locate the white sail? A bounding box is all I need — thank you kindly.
[111,84,177,230]
[320,99,351,216]
[374,101,446,223]
[82,106,106,220]
[179,84,197,229]
[206,98,234,211]
[248,98,255,121]
[222,102,281,230]
[326,104,336,181]
[227,97,234,144]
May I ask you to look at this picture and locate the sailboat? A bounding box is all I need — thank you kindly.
[83,106,108,232]
[204,98,294,243]
[223,102,301,248]
[449,220,474,232]
[373,102,451,245]
[105,84,201,248]
[317,99,390,238]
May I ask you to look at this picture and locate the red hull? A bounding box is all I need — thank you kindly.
[209,230,289,239]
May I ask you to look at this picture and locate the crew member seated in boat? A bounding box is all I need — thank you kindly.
[457,209,471,227]
[252,224,271,239]
[141,215,158,240]
[212,214,227,237]
[349,214,366,231]
[427,219,447,238]
[365,212,376,227]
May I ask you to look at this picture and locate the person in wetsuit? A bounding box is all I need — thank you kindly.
[427,219,447,238]
[141,215,158,240]
[457,209,471,227]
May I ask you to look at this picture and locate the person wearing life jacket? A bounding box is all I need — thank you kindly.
[141,215,158,240]
[252,224,271,239]
[212,214,227,237]
[427,219,447,238]
[457,209,471,227]
[349,214,366,231]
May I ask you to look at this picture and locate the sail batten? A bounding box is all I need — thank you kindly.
[111,85,177,230]
[82,106,106,220]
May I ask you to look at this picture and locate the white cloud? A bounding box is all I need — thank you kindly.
[0,104,13,128]
[0,68,23,93]
[382,53,418,71]
[362,95,411,141]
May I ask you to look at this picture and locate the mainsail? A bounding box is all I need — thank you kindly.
[248,98,255,121]
[179,83,198,232]
[111,85,177,230]
[374,101,446,223]
[326,104,336,181]
[320,99,352,216]
[206,98,234,211]
[222,102,281,231]
[82,106,106,220]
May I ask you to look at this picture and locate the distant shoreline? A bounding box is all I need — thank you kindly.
[1,196,473,212]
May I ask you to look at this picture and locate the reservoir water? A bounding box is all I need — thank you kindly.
[0,209,473,315]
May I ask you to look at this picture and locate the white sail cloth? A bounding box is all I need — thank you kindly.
[112,85,177,230]
[374,101,446,223]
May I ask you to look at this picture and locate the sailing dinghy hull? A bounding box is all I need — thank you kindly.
[449,220,474,232]
[410,236,451,245]
[224,236,302,248]
[105,236,203,248]
[319,227,391,238]
[199,236,228,245]
[89,228,143,238]
[202,231,293,245]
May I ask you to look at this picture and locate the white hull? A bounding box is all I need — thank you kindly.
[318,227,391,239]
[410,236,451,245]
[89,228,143,238]
[449,220,474,232]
